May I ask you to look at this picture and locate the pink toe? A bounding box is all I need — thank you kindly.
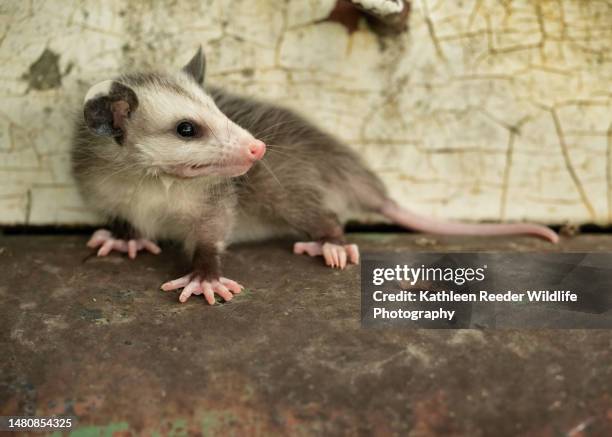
[87,237,103,248]
[338,249,347,269]
[214,282,233,301]
[143,240,161,254]
[97,240,114,256]
[202,282,216,305]
[220,277,243,294]
[179,281,201,303]
[333,248,341,268]
[322,246,334,267]
[324,244,340,268]
[128,240,137,259]
[161,275,191,291]
[293,243,305,254]
[345,244,360,264]
[87,229,111,248]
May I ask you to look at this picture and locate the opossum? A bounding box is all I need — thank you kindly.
[71,48,558,304]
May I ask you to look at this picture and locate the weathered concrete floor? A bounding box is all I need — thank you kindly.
[1,233,611,436]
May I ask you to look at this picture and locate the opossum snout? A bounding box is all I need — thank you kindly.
[245,140,266,161]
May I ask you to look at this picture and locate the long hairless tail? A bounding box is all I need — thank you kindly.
[380,200,559,243]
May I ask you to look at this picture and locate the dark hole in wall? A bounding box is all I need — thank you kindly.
[327,0,411,35]
[2,225,98,235]
[346,223,598,236]
[3,224,609,237]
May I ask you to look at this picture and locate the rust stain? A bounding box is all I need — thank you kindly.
[326,0,410,34]
[327,0,362,33]
[411,391,459,436]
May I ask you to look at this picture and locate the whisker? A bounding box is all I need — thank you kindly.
[200,118,223,145]
[259,159,282,188]
[251,118,321,139]
[265,143,297,151]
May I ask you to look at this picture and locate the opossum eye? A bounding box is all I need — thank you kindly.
[176,121,196,138]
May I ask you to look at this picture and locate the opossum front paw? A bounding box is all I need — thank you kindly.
[293,241,360,269]
[161,275,243,304]
[87,228,161,259]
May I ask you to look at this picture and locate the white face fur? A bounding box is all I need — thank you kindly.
[84,70,266,179]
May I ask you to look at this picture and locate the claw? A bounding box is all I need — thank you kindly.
[162,273,244,304]
[128,240,137,259]
[213,281,233,301]
[97,239,120,256]
[293,241,360,269]
[201,281,216,305]
[180,279,202,303]
[220,277,243,294]
[161,274,191,291]
[86,228,161,259]
[141,240,162,254]
[338,248,347,269]
[87,229,112,248]
[345,244,360,264]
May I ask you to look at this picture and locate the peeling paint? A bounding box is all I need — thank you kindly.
[0,0,611,226]
[22,48,62,91]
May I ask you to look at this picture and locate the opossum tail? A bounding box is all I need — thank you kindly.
[380,200,559,243]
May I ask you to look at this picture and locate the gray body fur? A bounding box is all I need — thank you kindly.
[72,75,386,254]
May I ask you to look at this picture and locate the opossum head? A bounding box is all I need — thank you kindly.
[82,47,266,178]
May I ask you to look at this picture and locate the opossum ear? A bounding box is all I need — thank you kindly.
[83,80,138,139]
[182,46,206,84]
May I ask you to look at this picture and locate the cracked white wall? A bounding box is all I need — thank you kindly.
[0,0,610,225]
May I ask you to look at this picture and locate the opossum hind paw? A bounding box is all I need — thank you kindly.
[161,274,243,305]
[87,228,161,259]
[293,241,360,269]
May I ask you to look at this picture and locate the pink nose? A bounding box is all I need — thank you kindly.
[247,140,266,161]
